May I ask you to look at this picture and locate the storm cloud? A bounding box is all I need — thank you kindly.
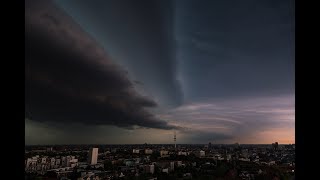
[25,0,294,145]
[54,0,183,108]
[25,0,175,129]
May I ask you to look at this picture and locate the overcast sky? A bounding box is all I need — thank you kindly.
[25,0,294,145]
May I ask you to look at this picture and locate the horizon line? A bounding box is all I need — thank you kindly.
[25,143,295,146]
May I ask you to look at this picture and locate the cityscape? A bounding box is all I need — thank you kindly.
[25,0,295,179]
[25,141,295,179]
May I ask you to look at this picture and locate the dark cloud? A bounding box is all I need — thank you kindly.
[25,0,175,130]
[25,0,294,145]
[54,0,183,107]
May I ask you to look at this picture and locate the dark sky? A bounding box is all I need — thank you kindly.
[175,0,294,101]
[25,0,294,144]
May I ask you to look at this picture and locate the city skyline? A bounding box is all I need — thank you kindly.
[25,0,295,145]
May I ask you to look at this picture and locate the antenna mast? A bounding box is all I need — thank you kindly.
[174,130,176,149]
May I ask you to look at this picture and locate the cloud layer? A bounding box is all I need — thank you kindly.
[54,0,183,108]
[25,0,174,130]
[25,0,294,145]
[159,95,295,144]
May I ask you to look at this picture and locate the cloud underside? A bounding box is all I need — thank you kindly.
[161,95,295,144]
[25,0,174,130]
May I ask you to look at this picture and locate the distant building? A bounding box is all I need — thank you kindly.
[195,150,205,158]
[162,168,169,174]
[269,161,276,165]
[285,144,294,149]
[61,157,66,167]
[272,142,279,150]
[178,151,187,156]
[176,161,182,167]
[144,164,155,174]
[241,149,249,158]
[66,156,71,167]
[26,158,37,169]
[69,157,78,168]
[209,142,212,149]
[145,149,153,154]
[133,149,140,154]
[150,164,155,174]
[125,159,135,166]
[160,150,169,157]
[55,159,61,166]
[239,158,250,162]
[111,148,117,153]
[41,157,47,164]
[88,148,98,165]
[50,158,55,166]
[234,143,240,148]
[170,161,175,171]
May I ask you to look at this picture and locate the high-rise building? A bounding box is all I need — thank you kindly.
[150,165,155,174]
[170,161,175,172]
[272,142,279,150]
[88,148,98,165]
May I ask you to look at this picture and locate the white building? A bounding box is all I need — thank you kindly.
[178,151,187,156]
[195,150,205,157]
[26,158,37,169]
[226,154,232,161]
[50,158,55,164]
[160,150,169,157]
[200,150,205,157]
[150,165,155,174]
[88,148,99,165]
[162,168,169,174]
[268,161,276,165]
[145,149,153,154]
[50,158,56,167]
[26,158,32,168]
[133,149,140,154]
[41,157,47,164]
[239,158,250,162]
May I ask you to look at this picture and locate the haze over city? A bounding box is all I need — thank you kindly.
[25,0,294,145]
